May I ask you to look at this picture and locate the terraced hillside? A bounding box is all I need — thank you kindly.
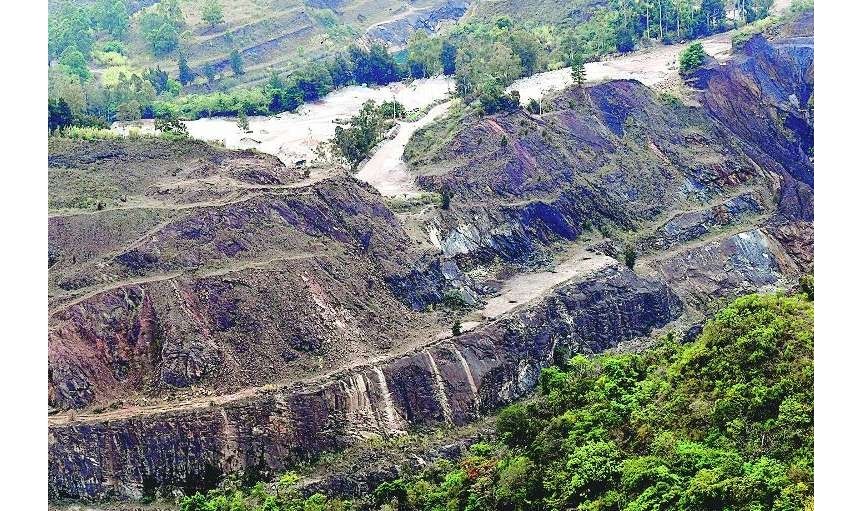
[48,8,813,505]
[91,0,470,91]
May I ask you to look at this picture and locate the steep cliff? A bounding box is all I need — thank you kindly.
[49,264,681,500]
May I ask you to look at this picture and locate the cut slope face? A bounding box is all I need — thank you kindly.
[48,139,446,411]
[50,263,682,500]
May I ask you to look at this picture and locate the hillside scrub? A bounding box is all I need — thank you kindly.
[179,290,813,510]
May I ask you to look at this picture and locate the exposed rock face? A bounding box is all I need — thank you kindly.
[647,228,803,308]
[700,34,813,190]
[408,22,813,282]
[412,78,783,270]
[49,265,681,500]
[48,142,447,411]
[639,192,768,252]
[365,1,469,48]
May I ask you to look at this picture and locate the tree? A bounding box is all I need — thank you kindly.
[699,0,727,34]
[155,116,189,138]
[203,63,216,84]
[48,5,94,60]
[509,29,539,76]
[202,0,224,29]
[59,46,90,80]
[452,319,462,337]
[230,49,244,75]
[144,67,170,93]
[139,1,185,56]
[48,98,74,132]
[97,0,129,38]
[679,42,706,74]
[571,53,586,87]
[178,55,194,85]
[116,100,142,121]
[440,41,457,75]
[624,244,637,269]
[237,110,250,131]
[407,31,443,78]
[149,22,180,55]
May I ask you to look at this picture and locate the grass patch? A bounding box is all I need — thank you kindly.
[384,192,443,213]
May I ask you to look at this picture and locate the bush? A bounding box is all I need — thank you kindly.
[451,319,462,337]
[679,42,707,75]
[441,188,453,210]
[58,126,121,140]
[623,244,636,269]
[155,117,189,139]
[101,40,126,55]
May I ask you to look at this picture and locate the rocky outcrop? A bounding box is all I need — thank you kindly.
[365,1,469,48]
[695,29,813,218]
[408,23,814,275]
[647,228,804,308]
[48,265,681,500]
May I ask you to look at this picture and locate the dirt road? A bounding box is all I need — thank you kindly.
[354,101,453,196]
[507,30,734,104]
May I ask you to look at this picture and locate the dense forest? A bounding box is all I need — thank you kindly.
[178,286,814,511]
[47,0,781,130]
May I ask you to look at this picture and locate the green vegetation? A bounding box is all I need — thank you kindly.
[679,42,707,75]
[623,244,637,269]
[452,319,463,337]
[237,110,250,132]
[732,0,812,49]
[139,0,185,56]
[571,53,586,88]
[154,117,190,140]
[202,0,225,29]
[230,49,245,76]
[179,290,813,510]
[179,477,347,511]
[178,55,194,86]
[332,100,404,169]
[383,192,443,213]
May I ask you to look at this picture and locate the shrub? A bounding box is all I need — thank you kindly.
[623,244,636,269]
[679,42,706,75]
[155,117,189,139]
[441,188,452,210]
[452,319,462,337]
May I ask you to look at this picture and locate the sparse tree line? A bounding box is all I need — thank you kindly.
[419,0,772,111]
[48,0,776,131]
